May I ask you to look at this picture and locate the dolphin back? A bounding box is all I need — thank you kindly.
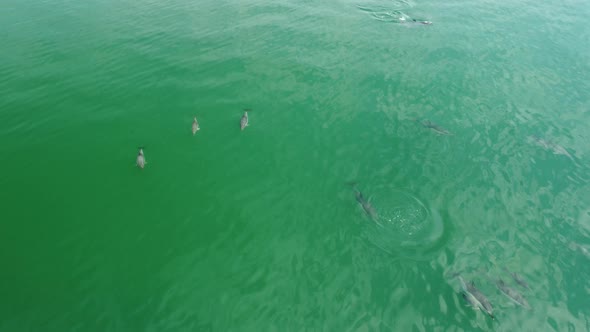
[469,285,494,318]
[355,190,364,204]
[240,113,248,130]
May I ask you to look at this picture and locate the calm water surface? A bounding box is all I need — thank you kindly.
[1,0,590,330]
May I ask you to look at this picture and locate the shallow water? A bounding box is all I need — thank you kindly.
[1,0,590,330]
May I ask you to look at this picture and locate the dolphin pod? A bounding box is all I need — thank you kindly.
[135,111,573,172]
[131,108,554,321]
[454,268,532,319]
[137,110,251,168]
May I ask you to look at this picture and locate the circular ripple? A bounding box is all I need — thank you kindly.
[360,186,445,259]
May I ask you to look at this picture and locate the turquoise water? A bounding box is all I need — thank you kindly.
[1,0,590,330]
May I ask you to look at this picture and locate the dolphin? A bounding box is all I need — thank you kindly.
[354,189,378,220]
[192,116,200,135]
[503,267,530,290]
[136,148,146,169]
[529,135,572,159]
[417,119,452,135]
[467,282,494,319]
[458,276,494,318]
[409,19,432,25]
[458,276,494,319]
[396,15,432,25]
[496,279,531,309]
[240,109,250,130]
[468,283,494,316]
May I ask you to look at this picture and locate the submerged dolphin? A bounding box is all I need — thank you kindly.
[240,109,250,130]
[417,119,452,135]
[136,148,146,169]
[354,189,378,220]
[530,135,572,159]
[192,116,200,135]
[496,279,531,309]
[503,267,530,290]
[570,241,590,258]
[458,276,494,319]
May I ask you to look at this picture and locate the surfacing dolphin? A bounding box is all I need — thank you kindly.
[458,276,494,319]
[395,16,433,26]
[347,182,378,220]
[496,279,531,309]
[240,109,250,131]
[192,116,200,135]
[136,148,146,169]
[416,119,452,135]
[405,18,432,25]
[459,276,487,314]
[467,282,494,319]
[355,189,378,220]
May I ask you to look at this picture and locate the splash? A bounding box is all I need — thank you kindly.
[360,186,445,259]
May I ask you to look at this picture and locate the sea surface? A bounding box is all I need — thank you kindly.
[1,0,590,330]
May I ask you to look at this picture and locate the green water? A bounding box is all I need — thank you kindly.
[1,0,590,330]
